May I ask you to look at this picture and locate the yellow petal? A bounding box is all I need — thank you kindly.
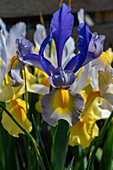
[35,100,42,113]
[0,81,25,102]
[82,90,101,119]
[106,48,113,64]
[99,70,112,97]
[100,52,111,65]
[0,82,14,102]
[1,99,32,137]
[69,111,99,149]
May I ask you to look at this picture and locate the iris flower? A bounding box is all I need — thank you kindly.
[15,3,105,126]
[0,81,32,137]
[0,19,26,87]
[69,51,113,148]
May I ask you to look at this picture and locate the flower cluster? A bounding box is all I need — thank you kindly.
[0,3,112,149]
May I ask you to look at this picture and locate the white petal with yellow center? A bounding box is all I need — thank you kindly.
[41,88,84,126]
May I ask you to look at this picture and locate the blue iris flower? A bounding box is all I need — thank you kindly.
[16,3,105,126]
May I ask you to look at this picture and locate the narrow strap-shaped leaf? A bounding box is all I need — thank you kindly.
[0,104,46,170]
[53,119,70,170]
[65,157,74,170]
[32,114,51,170]
[99,125,113,170]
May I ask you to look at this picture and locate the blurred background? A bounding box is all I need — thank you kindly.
[0,0,113,50]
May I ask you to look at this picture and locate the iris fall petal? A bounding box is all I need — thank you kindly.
[41,88,84,126]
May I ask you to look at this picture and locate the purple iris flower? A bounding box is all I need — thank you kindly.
[8,35,33,86]
[16,35,33,58]
[16,3,105,126]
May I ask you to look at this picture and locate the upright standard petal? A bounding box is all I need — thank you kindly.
[6,22,26,66]
[65,23,92,72]
[0,18,8,38]
[84,33,105,65]
[41,88,84,126]
[51,3,74,67]
[77,8,84,24]
[0,30,7,86]
[16,35,33,58]
[74,22,92,72]
[21,27,56,76]
[34,24,49,56]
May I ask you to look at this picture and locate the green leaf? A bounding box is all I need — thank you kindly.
[66,157,74,170]
[100,125,113,170]
[32,114,50,170]
[0,103,46,170]
[54,120,70,170]
[86,111,113,170]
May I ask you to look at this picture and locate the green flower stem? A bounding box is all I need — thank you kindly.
[23,66,28,114]
[32,115,51,170]
[86,111,113,170]
[49,40,52,58]
[0,104,46,170]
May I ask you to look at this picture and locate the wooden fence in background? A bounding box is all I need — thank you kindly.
[0,0,113,49]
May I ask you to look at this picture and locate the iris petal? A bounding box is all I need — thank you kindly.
[74,22,92,71]
[1,99,32,137]
[65,23,92,72]
[20,27,56,76]
[41,88,84,126]
[39,26,56,56]
[85,33,105,65]
[16,35,33,58]
[48,67,75,88]
[23,53,55,76]
[34,24,48,53]
[0,30,7,86]
[8,55,24,86]
[6,22,26,66]
[69,116,99,149]
[51,3,74,67]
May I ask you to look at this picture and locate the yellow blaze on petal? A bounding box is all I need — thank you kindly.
[53,88,70,115]
[101,52,111,64]
[106,48,113,64]
[34,46,39,54]
[0,59,2,65]
[10,99,27,121]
